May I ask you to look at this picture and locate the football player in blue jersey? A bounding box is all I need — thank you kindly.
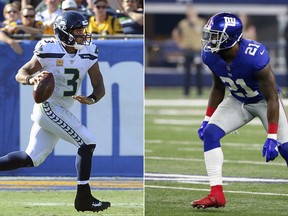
[192,12,288,209]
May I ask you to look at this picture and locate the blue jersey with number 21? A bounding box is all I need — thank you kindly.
[202,38,271,104]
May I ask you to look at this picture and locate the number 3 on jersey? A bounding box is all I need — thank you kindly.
[64,68,79,96]
[220,77,259,98]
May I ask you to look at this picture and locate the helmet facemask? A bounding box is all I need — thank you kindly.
[69,28,92,50]
[202,27,230,53]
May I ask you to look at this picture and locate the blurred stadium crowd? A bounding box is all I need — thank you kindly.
[145,0,288,89]
[0,0,143,54]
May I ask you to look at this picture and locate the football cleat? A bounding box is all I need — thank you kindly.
[191,194,226,209]
[74,195,111,212]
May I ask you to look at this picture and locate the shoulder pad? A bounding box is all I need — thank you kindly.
[82,43,99,56]
[34,39,59,55]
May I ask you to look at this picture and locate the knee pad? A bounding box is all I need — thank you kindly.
[203,124,225,152]
[78,144,96,157]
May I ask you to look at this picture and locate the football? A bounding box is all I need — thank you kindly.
[33,72,55,103]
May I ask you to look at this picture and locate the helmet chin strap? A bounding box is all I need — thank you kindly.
[61,42,84,50]
[57,35,85,50]
[73,43,84,50]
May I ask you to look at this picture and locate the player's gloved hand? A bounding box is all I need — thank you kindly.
[262,138,279,162]
[72,95,96,105]
[198,121,208,141]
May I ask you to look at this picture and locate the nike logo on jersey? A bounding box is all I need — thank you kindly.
[260,50,265,55]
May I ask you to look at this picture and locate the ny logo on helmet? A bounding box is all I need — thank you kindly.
[224,17,236,26]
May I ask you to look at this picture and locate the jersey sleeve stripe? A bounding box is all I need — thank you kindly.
[37,53,65,58]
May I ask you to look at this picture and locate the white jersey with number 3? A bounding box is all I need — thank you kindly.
[26,39,99,166]
[34,38,99,108]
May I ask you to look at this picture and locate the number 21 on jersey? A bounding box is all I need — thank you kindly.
[220,77,259,98]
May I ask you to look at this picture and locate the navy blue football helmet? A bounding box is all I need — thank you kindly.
[202,12,243,53]
[53,11,92,50]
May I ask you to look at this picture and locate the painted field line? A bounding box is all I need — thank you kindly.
[146,139,262,147]
[145,173,288,183]
[145,99,288,107]
[146,156,286,166]
[0,177,143,191]
[0,176,142,181]
[24,202,143,207]
[145,109,205,115]
[153,118,262,126]
[145,99,208,106]
[145,185,288,197]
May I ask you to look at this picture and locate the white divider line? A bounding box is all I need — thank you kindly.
[24,202,143,207]
[145,99,209,106]
[145,185,288,197]
[146,156,286,166]
[146,139,262,147]
[0,176,143,181]
[145,173,288,183]
[153,118,263,126]
[145,99,288,107]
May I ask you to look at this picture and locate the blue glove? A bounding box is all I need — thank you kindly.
[262,138,279,162]
[198,121,208,141]
[278,143,288,166]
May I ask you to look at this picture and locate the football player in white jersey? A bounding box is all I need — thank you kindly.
[0,11,110,212]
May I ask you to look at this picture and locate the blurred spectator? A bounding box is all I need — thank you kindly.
[172,6,206,97]
[2,3,20,27]
[35,0,62,35]
[87,0,123,36]
[7,0,21,11]
[117,0,143,34]
[75,0,89,9]
[107,0,142,11]
[61,0,78,11]
[62,0,92,20]
[75,0,93,19]
[21,0,43,10]
[0,0,5,24]
[86,0,94,11]
[239,14,257,40]
[6,5,43,38]
[0,30,23,54]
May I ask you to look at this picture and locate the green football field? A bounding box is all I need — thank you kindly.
[145,87,288,216]
[0,177,143,216]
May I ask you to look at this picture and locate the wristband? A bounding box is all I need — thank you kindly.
[204,115,211,121]
[206,106,216,117]
[88,94,97,103]
[268,123,278,134]
[267,134,277,140]
[25,75,34,85]
[268,123,278,140]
